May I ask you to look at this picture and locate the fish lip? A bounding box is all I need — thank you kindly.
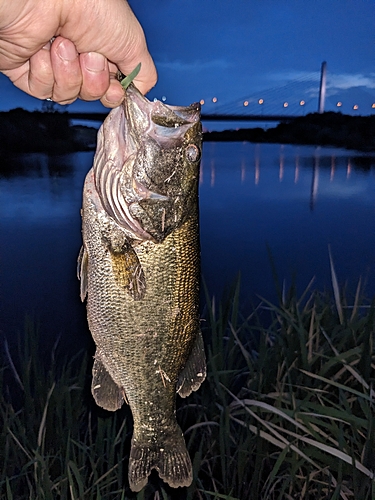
[125,84,201,131]
[123,87,201,157]
[165,102,201,124]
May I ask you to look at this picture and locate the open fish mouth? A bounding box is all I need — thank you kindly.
[93,84,202,242]
[124,84,201,148]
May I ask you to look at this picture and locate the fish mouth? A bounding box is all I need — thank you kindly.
[150,100,201,129]
[93,84,201,241]
[126,83,200,121]
[125,84,200,146]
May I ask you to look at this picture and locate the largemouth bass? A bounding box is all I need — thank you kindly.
[77,83,205,492]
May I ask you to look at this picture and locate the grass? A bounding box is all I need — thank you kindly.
[1,270,375,499]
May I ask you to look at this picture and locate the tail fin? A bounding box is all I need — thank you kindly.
[128,432,192,492]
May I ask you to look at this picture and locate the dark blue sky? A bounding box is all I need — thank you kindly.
[0,0,374,115]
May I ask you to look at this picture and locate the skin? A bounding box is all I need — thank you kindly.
[0,0,157,107]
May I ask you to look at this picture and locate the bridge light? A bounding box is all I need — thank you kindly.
[258,98,264,105]
[299,100,305,106]
[161,96,167,102]
[372,103,375,109]
[353,104,359,110]
[212,97,218,103]
[243,100,249,107]
[336,102,342,107]
[200,99,205,105]
[283,102,288,108]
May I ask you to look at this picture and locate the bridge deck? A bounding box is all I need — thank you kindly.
[67,112,298,122]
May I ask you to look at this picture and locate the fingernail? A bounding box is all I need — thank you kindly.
[84,52,106,72]
[104,83,125,105]
[57,40,78,61]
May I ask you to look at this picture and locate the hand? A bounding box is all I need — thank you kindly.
[0,0,157,107]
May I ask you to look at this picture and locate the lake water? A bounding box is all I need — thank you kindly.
[1,142,375,353]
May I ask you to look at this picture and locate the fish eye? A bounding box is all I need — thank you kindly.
[185,144,200,162]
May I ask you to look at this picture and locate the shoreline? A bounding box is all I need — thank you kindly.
[0,109,375,154]
[203,111,375,153]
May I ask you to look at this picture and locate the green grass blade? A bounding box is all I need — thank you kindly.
[329,246,344,324]
[120,63,141,90]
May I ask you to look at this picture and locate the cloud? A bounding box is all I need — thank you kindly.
[259,70,375,106]
[268,69,375,91]
[327,73,375,90]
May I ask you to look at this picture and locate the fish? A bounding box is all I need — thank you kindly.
[77,83,206,492]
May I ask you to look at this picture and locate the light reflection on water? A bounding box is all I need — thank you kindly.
[0,143,375,351]
[199,142,375,309]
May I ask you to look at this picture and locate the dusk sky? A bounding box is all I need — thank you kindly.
[0,0,374,116]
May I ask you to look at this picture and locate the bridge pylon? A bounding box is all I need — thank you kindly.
[318,61,327,113]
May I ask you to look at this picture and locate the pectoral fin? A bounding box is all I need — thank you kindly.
[92,356,126,411]
[177,330,206,398]
[77,245,88,302]
[109,246,146,301]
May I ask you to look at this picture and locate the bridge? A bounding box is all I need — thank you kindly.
[56,63,375,124]
[66,111,298,122]
[64,72,324,123]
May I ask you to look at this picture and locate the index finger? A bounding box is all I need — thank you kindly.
[114,27,157,95]
[59,0,157,95]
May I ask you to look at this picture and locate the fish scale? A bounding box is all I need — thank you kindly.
[78,83,205,492]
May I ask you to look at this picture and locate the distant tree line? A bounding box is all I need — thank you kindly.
[204,112,375,152]
[0,108,97,153]
[1,109,375,153]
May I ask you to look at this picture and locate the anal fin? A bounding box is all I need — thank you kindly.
[177,330,206,398]
[92,356,126,411]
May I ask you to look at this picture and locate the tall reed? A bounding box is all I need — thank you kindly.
[1,276,374,499]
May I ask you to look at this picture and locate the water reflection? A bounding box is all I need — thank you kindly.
[347,159,352,178]
[0,153,90,219]
[200,143,375,209]
[331,157,338,172]
[254,144,260,185]
[0,152,94,354]
[198,142,375,311]
[0,152,76,177]
[278,145,284,181]
[1,144,375,352]
[210,159,215,187]
[310,150,319,211]
[294,155,300,184]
